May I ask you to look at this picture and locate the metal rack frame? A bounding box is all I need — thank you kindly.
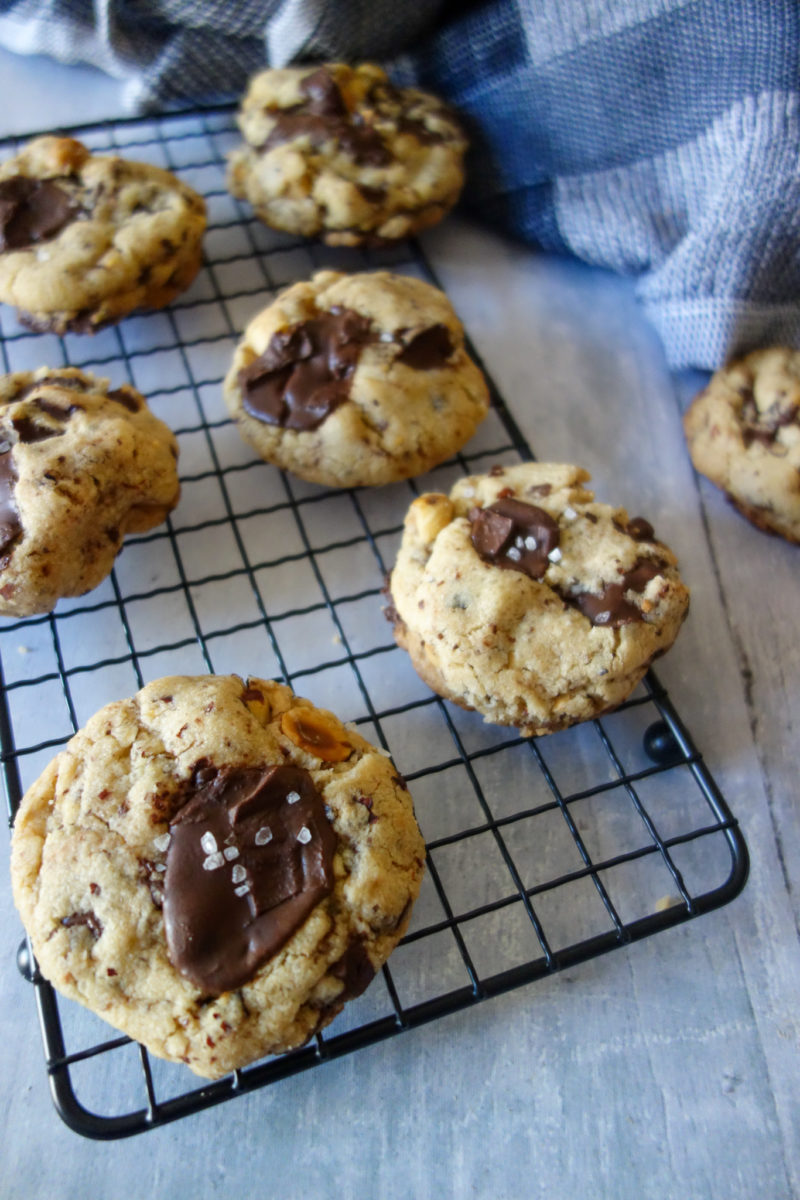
[1,107,748,1139]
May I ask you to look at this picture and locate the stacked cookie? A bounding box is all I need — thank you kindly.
[4,63,699,1082]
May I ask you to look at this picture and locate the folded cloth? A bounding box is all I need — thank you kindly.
[1,0,798,370]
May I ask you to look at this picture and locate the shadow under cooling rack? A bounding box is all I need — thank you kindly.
[1,106,748,1139]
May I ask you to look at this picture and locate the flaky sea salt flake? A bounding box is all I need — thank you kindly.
[231,864,246,884]
[200,831,218,855]
[255,826,272,846]
[203,851,224,870]
[506,546,522,562]
[524,536,538,551]
[563,506,577,521]
[286,790,300,804]
[548,547,562,563]
[296,826,312,844]
[234,883,250,897]
[223,845,239,861]
[153,832,171,852]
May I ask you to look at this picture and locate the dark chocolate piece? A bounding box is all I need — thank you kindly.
[163,764,337,994]
[571,559,664,627]
[470,498,560,580]
[0,176,77,252]
[0,443,20,560]
[330,939,375,999]
[396,324,453,370]
[12,414,65,444]
[107,387,141,412]
[238,307,377,431]
[625,516,656,542]
[262,67,391,167]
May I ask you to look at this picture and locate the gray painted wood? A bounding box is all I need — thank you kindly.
[0,71,798,1197]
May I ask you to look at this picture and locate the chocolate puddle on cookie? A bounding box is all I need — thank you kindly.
[262,67,391,166]
[239,307,377,431]
[162,764,337,994]
[569,559,665,627]
[0,176,80,252]
[470,498,560,579]
[239,312,455,431]
[470,498,666,626]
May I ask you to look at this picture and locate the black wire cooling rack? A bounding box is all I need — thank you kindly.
[1,108,748,1139]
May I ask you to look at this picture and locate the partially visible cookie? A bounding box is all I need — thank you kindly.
[0,136,206,333]
[227,63,467,246]
[683,347,800,542]
[223,269,490,488]
[0,367,179,616]
[386,463,690,736]
[11,674,425,1080]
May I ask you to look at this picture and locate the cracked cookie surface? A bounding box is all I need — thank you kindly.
[0,366,179,617]
[0,136,206,333]
[683,347,800,542]
[227,62,467,246]
[223,269,490,487]
[386,463,690,736]
[11,674,425,1079]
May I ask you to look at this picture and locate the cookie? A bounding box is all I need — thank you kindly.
[0,366,179,617]
[0,136,206,333]
[386,463,690,736]
[223,269,490,488]
[683,347,800,542]
[11,674,424,1080]
[227,63,467,246]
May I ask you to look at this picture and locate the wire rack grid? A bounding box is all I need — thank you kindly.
[0,107,748,1139]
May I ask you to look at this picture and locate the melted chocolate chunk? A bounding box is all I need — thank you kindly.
[571,559,664,627]
[625,516,655,542]
[10,374,89,404]
[0,444,20,560]
[331,940,375,999]
[396,324,454,370]
[262,67,391,166]
[11,413,65,444]
[163,764,337,995]
[356,183,387,205]
[470,498,560,580]
[239,307,377,431]
[301,67,348,118]
[0,176,77,252]
[107,387,141,412]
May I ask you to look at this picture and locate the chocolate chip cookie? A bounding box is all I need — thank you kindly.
[0,135,206,333]
[386,463,690,736]
[683,347,800,542]
[223,269,490,487]
[11,674,425,1080]
[227,63,467,246]
[0,366,179,617]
